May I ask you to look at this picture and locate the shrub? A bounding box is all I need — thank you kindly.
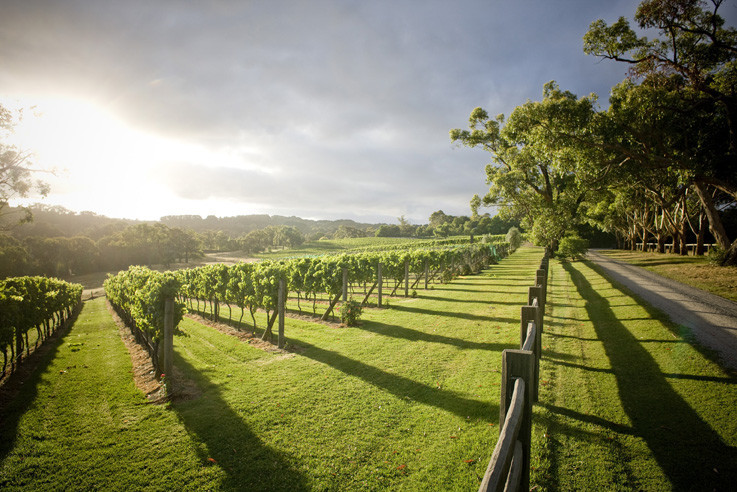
[506,227,523,252]
[339,299,363,326]
[557,235,589,261]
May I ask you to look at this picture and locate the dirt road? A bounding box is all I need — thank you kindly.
[587,250,737,371]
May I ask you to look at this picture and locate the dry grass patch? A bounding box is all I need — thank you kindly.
[597,249,737,302]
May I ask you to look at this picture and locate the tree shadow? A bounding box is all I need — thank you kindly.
[562,261,737,489]
[359,320,517,352]
[171,355,309,491]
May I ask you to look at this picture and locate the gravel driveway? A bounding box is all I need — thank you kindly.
[586,250,737,371]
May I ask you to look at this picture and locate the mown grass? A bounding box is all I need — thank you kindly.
[532,257,737,490]
[597,249,737,302]
[1,247,545,490]
[0,298,219,490]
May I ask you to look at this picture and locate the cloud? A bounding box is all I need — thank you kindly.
[1,0,682,222]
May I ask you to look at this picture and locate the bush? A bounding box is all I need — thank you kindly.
[707,246,728,266]
[557,235,589,261]
[339,299,363,326]
[506,227,523,252]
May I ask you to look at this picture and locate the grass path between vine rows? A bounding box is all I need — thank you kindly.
[0,247,543,491]
[532,257,737,490]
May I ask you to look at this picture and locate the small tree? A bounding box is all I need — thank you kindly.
[506,226,523,252]
[557,235,589,261]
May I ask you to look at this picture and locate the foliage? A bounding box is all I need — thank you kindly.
[339,299,363,326]
[104,266,185,370]
[556,235,589,260]
[451,82,608,250]
[0,104,49,227]
[0,275,82,374]
[505,227,523,252]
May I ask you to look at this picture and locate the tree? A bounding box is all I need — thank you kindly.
[1,104,49,228]
[584,0,737,264]
[450,82,608,250]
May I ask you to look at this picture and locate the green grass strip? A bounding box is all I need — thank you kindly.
[532,258,737,490]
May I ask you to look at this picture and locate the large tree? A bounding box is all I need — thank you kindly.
[584,0,737,264]
[451,82,611,250]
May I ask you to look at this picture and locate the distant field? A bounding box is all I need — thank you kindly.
[596,249,737,302]
[255,236,446,259]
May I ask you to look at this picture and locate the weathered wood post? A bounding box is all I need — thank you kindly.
[278,277,286,349]
[163,297,174,379]
[377,262,383,307]
[499,349,534,492]
[520,305,540,402]
[536,269,547,310]
[404,260,409,297]
[342,267,348,303]
[424,260,429,290]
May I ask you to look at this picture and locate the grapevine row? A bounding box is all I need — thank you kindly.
[104,266,185,374]
[1,276,83,376]
[176,242,509,340]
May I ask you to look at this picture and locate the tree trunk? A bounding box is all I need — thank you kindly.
[693,181,731,249]
[696,212,706,256]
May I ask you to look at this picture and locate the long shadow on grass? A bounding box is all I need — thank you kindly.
[288,336,495,421]
[387,304,517,324]
[0,303,81,461]
[563,261,737,489]
[359,320,517,352]
[171,355,308,491]
[418,294,527,306]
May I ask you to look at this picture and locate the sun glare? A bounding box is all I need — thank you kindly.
[3,96,267,220]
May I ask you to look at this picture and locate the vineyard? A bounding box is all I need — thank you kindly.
[102,240,509,376]
[0,276,83,377]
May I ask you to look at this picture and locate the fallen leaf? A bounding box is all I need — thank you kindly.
[450,436,458,439]
[464,459,476,464]
[397,464,406,470]
[207,458,217,464]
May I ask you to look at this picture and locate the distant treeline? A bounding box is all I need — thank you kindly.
[0,204,525,278]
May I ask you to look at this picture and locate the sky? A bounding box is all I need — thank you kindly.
[0,0,699,224]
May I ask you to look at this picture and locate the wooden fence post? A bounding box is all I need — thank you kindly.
[405,260,409,297]
[377,262,383,308]
[424,260,429,290]
[499,349,534,492]
[278,277,286,349]
[536,269,547,309]
[163,297,174,379]
[520,306,540,402]
[342,267,348,303]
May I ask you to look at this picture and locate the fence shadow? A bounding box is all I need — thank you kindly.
[563,261,737,489]
[171,354,308,491]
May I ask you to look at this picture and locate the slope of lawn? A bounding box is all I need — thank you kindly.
[596,249,737,302]
[532,257,737,490]
[1,247,545,491]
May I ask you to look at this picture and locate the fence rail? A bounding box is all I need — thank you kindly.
[479,251,549,491]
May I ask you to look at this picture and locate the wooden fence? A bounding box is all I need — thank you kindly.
[478,252,549,491]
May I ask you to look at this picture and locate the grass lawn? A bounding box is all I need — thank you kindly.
[4,246,736,490]
[596,249,737,302]
[533,257,737,490]
[0,247,544,491]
